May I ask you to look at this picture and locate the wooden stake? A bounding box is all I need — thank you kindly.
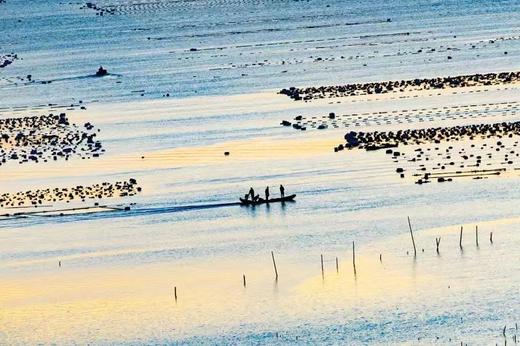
[352,241,357,275]
[174,286,177,301]
[320,254,324,277]
[475,225,479,247]
[459,226,463,249]
[271,251,278,280]
[436,237,441,254]
[490,232,493,244]
[243,274,246,287]
[379,253,382,262]
[335,256,339,273]
[407,216,417,256]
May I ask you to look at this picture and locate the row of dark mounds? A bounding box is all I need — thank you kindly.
[0,100,86,113]
[0,179,141,208]
[279,71,520,101]
[83,0,319,16]
[211,35,510,76]
[281,102,520,132]
[0,113,103,166]
[337,121,520,152]
[388,139,515,185]
[0,53,19,68]
[338,122,520,185]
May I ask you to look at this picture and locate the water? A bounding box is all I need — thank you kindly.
[1,0,519,344]
[1,0,519,108]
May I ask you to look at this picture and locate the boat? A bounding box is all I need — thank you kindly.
[239,194,296,206]
[95,66,108,76]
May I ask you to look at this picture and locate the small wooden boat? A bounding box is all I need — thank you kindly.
[95,66,108,76]
[239,194,296,206]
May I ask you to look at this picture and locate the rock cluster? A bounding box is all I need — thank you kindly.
[0,113,103,166]
[0,53,19,68]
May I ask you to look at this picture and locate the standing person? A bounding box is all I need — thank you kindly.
[280,184,285,198]
[249,187,254,200]
[265,186,270,201]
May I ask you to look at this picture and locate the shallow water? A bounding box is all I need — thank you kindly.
[2,0,519,108]
[1,0,520,344]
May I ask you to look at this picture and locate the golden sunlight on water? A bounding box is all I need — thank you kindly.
[2,216,517,343]
[2,2,520,342]
[0,134,343,183]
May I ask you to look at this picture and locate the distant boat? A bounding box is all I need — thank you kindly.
[239,194,296,206]
[95,66,108,76]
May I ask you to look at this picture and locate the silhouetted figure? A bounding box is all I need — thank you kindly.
[280,184,285,198]
[243,193,249,201]
[265,186,270,201]
[96,66,108,76]
[249,187,254,200]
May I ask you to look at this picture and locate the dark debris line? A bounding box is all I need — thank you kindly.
[0,179,142,208]
[280,71,520,101]
[281,102,519,131]
[340,121,520,151]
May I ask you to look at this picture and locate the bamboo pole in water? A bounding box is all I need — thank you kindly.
[436,237,441,254]
[407,216,417,256]
[335,257,339,273]
[271,251,278,280]
[352,241,357,275]
[475,225,479,247]
[321,254,324,277]
[459,226,463,249]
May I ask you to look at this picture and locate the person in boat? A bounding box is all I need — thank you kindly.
[280,184,285,198]
[249,187,254,200]
[265,186,270,201]
[243,193,249,202]
[96,66,108,76]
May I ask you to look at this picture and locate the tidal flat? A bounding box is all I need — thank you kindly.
[1,0,519,344]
